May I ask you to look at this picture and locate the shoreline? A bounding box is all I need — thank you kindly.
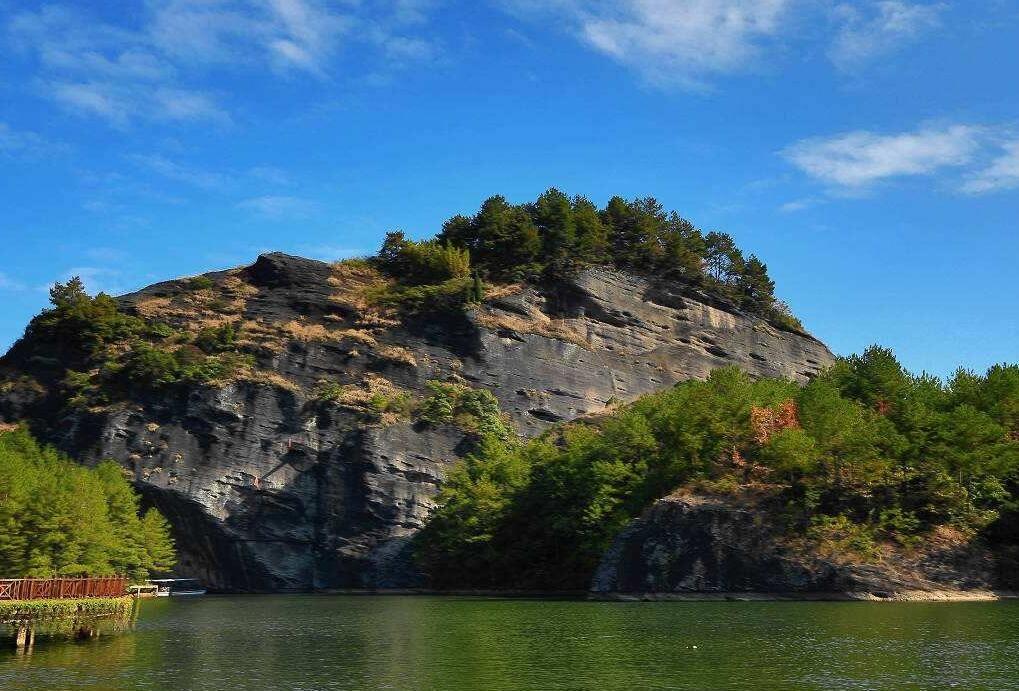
[589,590,1019,602]
[222,588,1019,602]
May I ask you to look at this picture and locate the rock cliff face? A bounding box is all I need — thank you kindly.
[591,494,998,599]
[0,253,833,591]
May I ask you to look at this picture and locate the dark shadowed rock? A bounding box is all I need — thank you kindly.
[591,494,999,599]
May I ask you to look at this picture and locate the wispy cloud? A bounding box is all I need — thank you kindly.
[829,1,945,70]
[7,1,441,126]
[779,197,821,213]
[503,0,791,89]
[962,140,1019,194]
[129,153,235,190]
[782,124,982,190]
[501,0,955,89]
[125,155,302,199]
[0,122,67,158]
[147,0,352,76]
[237,195,316,218]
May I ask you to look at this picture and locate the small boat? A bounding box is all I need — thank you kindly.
[147,578,207,597]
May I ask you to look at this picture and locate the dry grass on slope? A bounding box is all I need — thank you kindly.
[474,309,591,350]
[134,271,255,330]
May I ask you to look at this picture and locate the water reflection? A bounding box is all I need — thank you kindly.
[2,596,1018,690]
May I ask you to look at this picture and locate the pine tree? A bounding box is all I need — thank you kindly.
[0,427,175,579]
[738,255,776,311]
[532,188,576,265]
[572,196,609,264]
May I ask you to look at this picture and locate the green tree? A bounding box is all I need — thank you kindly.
[572,196,610,263]
[737,255,776,312]
[531,188,577,267]
[0,427,175,580]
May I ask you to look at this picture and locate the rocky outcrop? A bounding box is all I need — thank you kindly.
[0,253,834,591]
[591,494,999,599]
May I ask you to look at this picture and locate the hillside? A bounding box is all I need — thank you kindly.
[0,246,830,590]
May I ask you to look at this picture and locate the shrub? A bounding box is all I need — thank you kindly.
[315,377,416,422]
[807,514,879,558]
[194,322,238,354]
[370,391,415,417]
[417,380,509,438]
[178,352,253,384]
[187,276,214,291]
[376,232,471,285]
[316,382,349,403]
[368,277,474,313]
[147,322,175,340]
[877,507,922,546]
[119,343,181,389]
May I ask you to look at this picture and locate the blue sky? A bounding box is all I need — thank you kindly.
[2,0,1018,378]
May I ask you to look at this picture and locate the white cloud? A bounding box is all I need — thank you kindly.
[148,0,351,75]
[237,195,316,218]
[829,1,945,70]
[505,0,791,88]
[779,197,819,213]
[7,1,440,126]
[782,124,981,189]
[962,140,1019,194]
[152,88,231,124]
[46,82,219,126]
[48,82,129,123]
[10,6,227,126]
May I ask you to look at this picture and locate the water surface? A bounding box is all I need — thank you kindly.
[3,595,1018,690]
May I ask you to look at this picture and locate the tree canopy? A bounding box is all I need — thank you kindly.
[0,427,175,581]
[417,347,1019,589]
[376,188,801,331]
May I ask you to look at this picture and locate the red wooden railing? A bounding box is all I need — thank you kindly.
[0,577,127,600]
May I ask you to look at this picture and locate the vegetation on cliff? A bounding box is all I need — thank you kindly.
[2,190,806,414]
[2,277,267,410]
[0,427,175,580]
[418,347,1019,589]
[376,188,799,330]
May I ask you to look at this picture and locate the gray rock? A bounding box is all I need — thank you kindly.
[0,253,835,591]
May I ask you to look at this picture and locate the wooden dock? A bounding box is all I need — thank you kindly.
[0,577,127,600]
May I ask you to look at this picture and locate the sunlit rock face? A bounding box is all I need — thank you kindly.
[0,253,833,591]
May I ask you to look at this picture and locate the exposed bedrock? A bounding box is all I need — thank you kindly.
[1,253,834,591]
[590,494,998,598]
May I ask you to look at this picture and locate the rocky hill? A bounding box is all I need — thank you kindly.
[0,252,832,591]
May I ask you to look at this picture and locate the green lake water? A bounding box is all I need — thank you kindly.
[3,595,1018,690]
